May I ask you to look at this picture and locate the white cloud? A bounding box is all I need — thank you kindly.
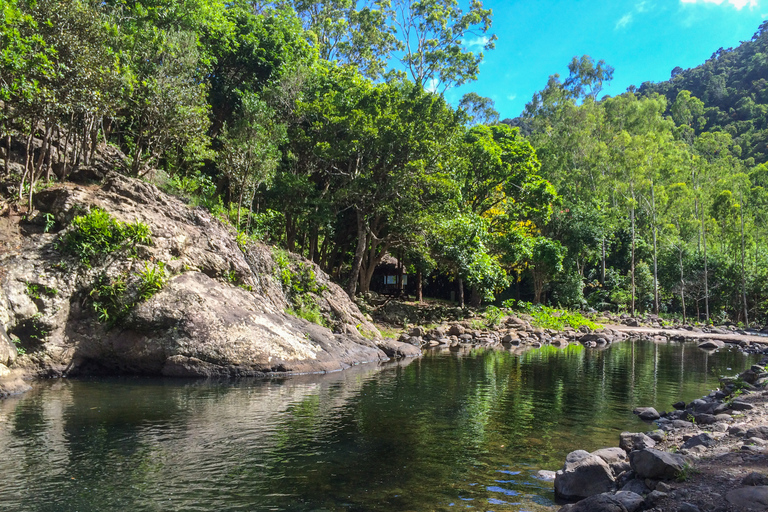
[426,79,440,93]
[507,94,517,101]
[464,36,489,48]
[615,13,634,29]
[636,1,650,12]
[680,0,759,9]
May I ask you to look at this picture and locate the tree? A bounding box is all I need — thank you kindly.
[391,0,496,92]
[458,92,498,126]
[218,93,286,229]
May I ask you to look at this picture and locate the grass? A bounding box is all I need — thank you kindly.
[676,462,700,482]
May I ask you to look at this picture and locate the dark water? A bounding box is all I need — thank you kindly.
[0,340,757,512]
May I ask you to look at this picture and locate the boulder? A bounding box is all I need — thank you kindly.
[555,450,616,500]
[698,339,725,350]
[620,432,656,452]
[725,486,768,510]
[730,400,754,411]
[745,426,768,440]
[447,324,464,336]
[592,447,630,475]
[621,479,649,495]
[681,433,716,450]
[633,407,661,421]
[558,491,643,512]
[536,470,557,481]
[743,472,768,486]
[407,326,425,337]
[376,339,422,359]
[629,448,687,480]
[1,175,394,382]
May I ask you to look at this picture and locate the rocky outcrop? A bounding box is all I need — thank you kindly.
[0,174,417,382]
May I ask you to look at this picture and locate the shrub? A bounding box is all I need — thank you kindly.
[60,208,152,267]
[90,262,168,327]
[503,300,601,331]
[273,248,329,327]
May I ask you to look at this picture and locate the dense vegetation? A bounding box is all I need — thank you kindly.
[2,0,767,324]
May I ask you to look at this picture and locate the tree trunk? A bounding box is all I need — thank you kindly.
[346,210,367,299]
[679,246,686,324]
[601,238,606,285]
[309,222,319,263]
[702,214,709,323]
[236,189,244,230]
[458,278,464,308]
[20,128,34,201]
[285,213,296,252]
[651,184,659,315]
[469,287,482,308]
[4,132,10,177]
[416,268,423,303]
[740,198,749,326]
[630,204,636,316]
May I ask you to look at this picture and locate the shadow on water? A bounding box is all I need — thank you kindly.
[0,341,757,512]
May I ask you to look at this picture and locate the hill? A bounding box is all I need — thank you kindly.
[638,20,768,165]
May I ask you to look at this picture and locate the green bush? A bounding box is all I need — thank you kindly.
[484,305,504,328]
[90,262,168,327]
[503,300,601,331]
[60,208,152,266]
[273,248,329,327]
[138,262,168,300]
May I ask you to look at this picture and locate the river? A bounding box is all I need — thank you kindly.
[0,340,757,512]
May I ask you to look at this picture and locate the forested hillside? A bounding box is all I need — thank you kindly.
[2,0,768,325]
[639,20,768,166]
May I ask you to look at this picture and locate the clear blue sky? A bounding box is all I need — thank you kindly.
[446,0,768,120]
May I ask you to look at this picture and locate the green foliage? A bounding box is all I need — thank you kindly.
[12,337,26,355]
[25,282,58,299]
[483,305,503,328]
[138,262,167,301]
[60,208,152,267]
[90,262,168,327]
[273,248,328,326]
[90,272,130,325]
[509,301,602,331]
[675,462,700,482]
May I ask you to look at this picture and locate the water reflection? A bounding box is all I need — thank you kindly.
[0,341,756,512]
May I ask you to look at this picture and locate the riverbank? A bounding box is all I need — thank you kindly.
[551,354,768,512]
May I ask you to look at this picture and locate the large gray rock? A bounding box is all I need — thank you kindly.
[725,486,768,510]
[698,339,725,349]
[629,448,687,480]
[555,450,616,500]
[745,426,768,440]
[620,432,656,452]
[0,175,399,383]
[633,407,660,420]
[558,491,643,512]
[592,447,631,475]
[71,272,387,377]
[681,433,717,450]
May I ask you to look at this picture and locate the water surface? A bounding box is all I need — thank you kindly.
[0,340,756,512]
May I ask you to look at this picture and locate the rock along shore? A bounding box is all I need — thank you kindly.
[549,354,768,512]
[0,173,419,396]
